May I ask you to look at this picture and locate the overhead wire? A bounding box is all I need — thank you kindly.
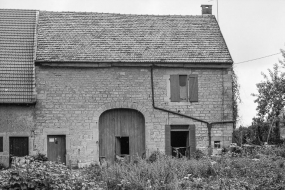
[234,52,282,64]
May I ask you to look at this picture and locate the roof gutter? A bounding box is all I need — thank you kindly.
[150,66,234,154]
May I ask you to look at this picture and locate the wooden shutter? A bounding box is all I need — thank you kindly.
[170,75,180,102]
[0,137,3,152]
[188,125,196,156]
[165,125,171,156]
[188,74,198,102]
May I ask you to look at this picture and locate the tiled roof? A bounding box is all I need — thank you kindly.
[37,11,233,63]
[0,9,37,103]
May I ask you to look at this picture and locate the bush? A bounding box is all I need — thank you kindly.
[1,147,285,189]
[0,163,6,170]
[192,149,206,160]
[0,156,104,189]
[32,153,48,162]
[147,151,163,163]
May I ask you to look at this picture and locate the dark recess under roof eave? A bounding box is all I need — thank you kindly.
[35,60,233,68]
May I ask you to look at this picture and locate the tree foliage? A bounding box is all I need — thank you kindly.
[248,49,285,143]
[252,56,285,120]
[232,69,241,128]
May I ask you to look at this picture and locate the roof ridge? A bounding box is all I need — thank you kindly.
[0,9,38,12]
[40,10,213,18]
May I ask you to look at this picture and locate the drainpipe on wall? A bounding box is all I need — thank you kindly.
[150,66,234,155]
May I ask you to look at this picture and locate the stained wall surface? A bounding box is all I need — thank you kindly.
[33,66,233,165]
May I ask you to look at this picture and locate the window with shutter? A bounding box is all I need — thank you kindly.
[170,74,198,102]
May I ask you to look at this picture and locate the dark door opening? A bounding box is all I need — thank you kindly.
[171,131,189,157]
[115,137,129,156]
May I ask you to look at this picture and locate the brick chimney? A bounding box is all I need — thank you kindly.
[201,5,212,15]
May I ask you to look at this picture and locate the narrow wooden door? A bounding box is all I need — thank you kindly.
[10,137,29,157]
[47,135,66,164]
[99,109,145,163]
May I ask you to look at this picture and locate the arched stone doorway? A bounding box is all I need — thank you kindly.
[99,108,145,163]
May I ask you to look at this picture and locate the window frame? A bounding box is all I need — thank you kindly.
[170,74,198,103]
[214,141,221,149]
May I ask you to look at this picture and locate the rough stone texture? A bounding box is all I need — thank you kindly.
[0,105,35,166]
[33,66,233,164]
[0,105,35,133]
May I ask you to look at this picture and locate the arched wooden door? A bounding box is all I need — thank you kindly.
[99,109,145,163]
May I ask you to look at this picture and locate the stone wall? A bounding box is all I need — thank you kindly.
[0,105,35,167]
[33,66,233,165]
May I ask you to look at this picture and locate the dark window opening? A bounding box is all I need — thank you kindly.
[9,137,29,157]
[116,137,129,155]
[179,75,187,86]
[214,141,221,148]
[171,131,189,157]
[0,137,3,152]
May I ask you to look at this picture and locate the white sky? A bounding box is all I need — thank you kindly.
[1,0,285,126]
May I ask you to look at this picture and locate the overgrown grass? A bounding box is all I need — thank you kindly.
[0,145,285,189]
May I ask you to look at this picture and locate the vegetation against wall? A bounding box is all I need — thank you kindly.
[1,147,285,190]
[232,68,241,128]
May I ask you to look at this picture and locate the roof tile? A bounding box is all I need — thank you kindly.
[0,9,37,103]
[36,11,233,63]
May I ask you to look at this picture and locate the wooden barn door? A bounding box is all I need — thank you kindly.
[99,109,145,163]
[47,135,66,164]
[10,137,29,157]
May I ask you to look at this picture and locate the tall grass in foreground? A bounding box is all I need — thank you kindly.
[0,145,285,189]
[100,146,285,189]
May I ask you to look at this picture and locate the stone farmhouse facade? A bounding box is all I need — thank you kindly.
[0,6,234,167]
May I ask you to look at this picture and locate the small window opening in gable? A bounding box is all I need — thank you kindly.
[115,137,129,156]
[0,137,3,152]
[214,141,221,149]
[170,74,198,102]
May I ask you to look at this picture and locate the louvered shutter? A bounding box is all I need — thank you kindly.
[188,74,198,102]
[165,125,172,156]
[170,75,180,102]
[188,125,196,156]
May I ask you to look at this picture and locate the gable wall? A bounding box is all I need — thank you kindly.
[33,65,233,165]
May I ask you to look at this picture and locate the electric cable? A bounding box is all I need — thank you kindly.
[235,52,282,64]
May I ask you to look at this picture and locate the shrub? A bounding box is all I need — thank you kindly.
[147,151,163,163]
[32,153,48,162]
[192,149,206,160]
[0,156,104,189]
[0,163,6,170]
